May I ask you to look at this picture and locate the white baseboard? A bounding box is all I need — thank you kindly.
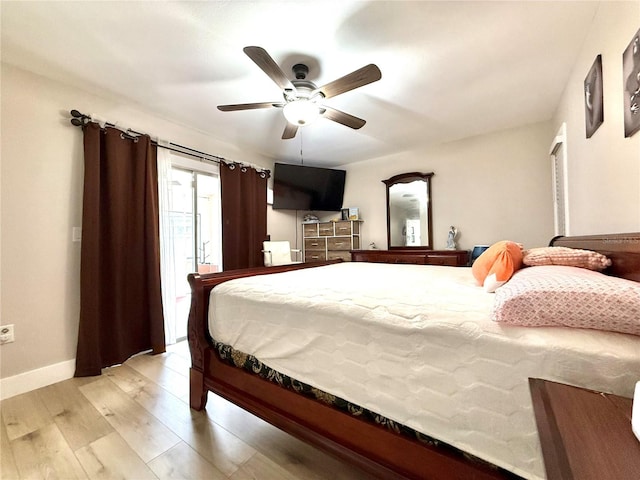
[1,359,76,400]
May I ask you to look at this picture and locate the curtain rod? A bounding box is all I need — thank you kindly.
[68,109,270,174]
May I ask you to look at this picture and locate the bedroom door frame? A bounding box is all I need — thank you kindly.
[550,122,570,237]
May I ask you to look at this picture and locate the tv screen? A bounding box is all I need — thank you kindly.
[272,163,346,211]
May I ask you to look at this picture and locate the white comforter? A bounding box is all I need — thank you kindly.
[208,262,640,479]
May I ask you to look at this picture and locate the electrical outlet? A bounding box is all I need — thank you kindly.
[0,325,15,344]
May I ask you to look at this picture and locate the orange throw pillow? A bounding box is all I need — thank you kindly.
[472,241,523,292]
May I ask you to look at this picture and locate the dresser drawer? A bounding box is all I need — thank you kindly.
[350,250,468,266]
[350,252,425,264]
[305,251,327,262]
[304,238,326,251]
[318,222,334,236]
[327,237,351,251]
[327,251,351,261]
[333,221,356,235]
[425,252,468,266]
[392,255,428,264]
[303,224,319,237]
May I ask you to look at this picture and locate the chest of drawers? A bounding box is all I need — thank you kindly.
[303,221,362,262]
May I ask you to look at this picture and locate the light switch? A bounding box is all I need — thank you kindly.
[72,227,82,242]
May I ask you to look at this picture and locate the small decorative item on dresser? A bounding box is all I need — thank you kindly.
[446,226,458,250]
[348,207,359,220]
[470,245,490,264]
[341,208,349,221]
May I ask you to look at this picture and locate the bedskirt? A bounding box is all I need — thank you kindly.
[212,339,521,479]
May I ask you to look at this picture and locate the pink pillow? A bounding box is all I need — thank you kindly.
[522,246,611,271]
[472,241,523,292]
[491,265,640,336]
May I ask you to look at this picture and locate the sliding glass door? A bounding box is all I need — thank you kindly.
[167,165,221,342]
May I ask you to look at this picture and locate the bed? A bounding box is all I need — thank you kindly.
[187,232,640,479]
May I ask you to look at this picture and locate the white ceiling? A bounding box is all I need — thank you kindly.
[1,1,599,167]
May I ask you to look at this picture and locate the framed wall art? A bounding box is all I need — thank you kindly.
[584,54,604,138]
[623,27,640,138]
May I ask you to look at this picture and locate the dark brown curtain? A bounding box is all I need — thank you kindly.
[220,162,268,270]
[75,122,165,377]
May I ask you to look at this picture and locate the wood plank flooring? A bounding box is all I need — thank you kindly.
[0,342,377,480]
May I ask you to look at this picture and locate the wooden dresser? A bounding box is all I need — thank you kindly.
[303,221,362,262]
[350,249,469,266]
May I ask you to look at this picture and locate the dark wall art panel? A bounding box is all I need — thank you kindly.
[623,27,640,138]
[584,54,604,138]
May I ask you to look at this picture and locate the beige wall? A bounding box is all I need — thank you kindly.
[0,64,272,384]
[266,206,301,251]
[552,1,640,235]
[340,1,640,252]
[340,122,555,251]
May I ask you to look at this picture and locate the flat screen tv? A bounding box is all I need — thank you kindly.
[272,163,346,212]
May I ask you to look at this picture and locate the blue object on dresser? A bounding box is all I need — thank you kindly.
[470,245,490,264]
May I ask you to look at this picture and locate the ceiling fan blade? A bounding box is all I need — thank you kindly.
[313,64,381,99]
[243,46,295,92]
[282,123,299,140]
[217,102,284,112]
[321,107,366,129]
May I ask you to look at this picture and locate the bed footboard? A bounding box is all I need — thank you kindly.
[187,260,341,410]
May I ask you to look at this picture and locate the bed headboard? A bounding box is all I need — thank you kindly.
[550,232,640,282]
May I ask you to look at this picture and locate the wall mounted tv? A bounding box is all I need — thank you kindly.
[272,162,346,212]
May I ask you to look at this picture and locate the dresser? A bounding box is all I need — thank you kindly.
[303,221,362,262]
[350,249,469,266]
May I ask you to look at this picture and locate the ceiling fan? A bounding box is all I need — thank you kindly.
[217,46,382,140]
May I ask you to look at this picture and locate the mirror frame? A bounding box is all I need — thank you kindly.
[382,172,434,250]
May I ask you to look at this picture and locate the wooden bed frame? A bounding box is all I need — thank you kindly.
[187,232,640,480]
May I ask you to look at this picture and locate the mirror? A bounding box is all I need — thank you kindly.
[382,172,433,249]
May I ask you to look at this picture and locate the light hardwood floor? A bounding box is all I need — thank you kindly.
[0,341,377,480]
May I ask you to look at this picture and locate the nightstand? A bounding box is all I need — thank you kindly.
[529,378,640,479]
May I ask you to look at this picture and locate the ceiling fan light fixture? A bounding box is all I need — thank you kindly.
[283,99,320,126]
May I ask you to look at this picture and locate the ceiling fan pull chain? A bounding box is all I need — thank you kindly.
[300,132,304,165]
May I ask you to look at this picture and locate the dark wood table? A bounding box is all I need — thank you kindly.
[529,378,640,479]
